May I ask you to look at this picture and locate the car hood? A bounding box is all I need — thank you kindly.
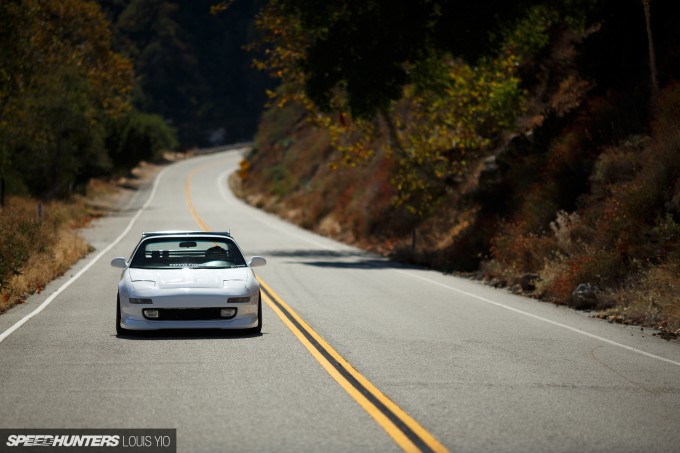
[129,267,249,290]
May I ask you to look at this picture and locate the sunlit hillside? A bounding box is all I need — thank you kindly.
[239,0,680,335]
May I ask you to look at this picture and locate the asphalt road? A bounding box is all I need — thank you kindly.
[1,149,679,453]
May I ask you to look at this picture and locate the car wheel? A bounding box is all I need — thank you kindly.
[244,292,262,335]
[116,293,128,336]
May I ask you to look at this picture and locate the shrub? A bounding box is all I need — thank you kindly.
[539,244,625,305]
[263,165,295,198]
[490,219,557,274]
[550,210,592,254]
[636,262,680,329]
[590,144,642,187]
[107,110,178,169]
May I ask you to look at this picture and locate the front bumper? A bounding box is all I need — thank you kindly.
[121,316,258,330]
[120,290,259,330]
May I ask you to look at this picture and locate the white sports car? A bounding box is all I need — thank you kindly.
[111,231,266,334]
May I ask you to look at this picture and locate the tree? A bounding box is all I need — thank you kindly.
[0,0,133,197]
[102,0,271,146]
[252,1,560,211]
[256,0,557,118]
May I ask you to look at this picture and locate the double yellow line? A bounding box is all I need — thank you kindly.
[186,163,448,453]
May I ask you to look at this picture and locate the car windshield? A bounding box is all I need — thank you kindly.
[129,237,247,269]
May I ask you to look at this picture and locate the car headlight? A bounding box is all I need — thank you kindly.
[132,280,156,290]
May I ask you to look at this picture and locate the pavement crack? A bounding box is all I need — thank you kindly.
[590,346,658,395]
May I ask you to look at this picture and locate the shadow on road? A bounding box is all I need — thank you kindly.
[255,249,407,270]
[296,259,396,269]
[115,330,265,340]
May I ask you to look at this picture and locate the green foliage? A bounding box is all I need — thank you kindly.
[256,0,605,119]
[254,1,537,215]
[390,54,524,213]
[107,110,178,168]
[10,67,112,196]
[0,0,133,198]
[502,5,560,58]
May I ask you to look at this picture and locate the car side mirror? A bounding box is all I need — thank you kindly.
[247,256,266,268]
[111,257,128,269]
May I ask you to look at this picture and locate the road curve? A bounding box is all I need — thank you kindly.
[1,149,679,453]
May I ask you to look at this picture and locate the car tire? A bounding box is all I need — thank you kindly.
[116,293,128,336]
[244,292,262,335]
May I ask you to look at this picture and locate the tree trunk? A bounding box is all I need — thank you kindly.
[380,107,406,158]
[642,0,659,102]
[411,227,417,256]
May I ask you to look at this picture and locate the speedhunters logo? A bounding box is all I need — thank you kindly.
[0,430,175,452]
[6,435,120,447]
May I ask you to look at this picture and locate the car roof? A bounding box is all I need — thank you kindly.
[141,230,232,238]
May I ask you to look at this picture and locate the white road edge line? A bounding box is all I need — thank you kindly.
[220,163,680,368]
[397,270,680,368]
[217,169,335,251]
[0,165,170,345]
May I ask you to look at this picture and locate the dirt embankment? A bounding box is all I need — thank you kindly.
[0,154,187,314]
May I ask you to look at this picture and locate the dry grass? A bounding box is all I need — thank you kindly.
[597,262,680,334]
[1,230,92,311]
[0,196,94,313]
